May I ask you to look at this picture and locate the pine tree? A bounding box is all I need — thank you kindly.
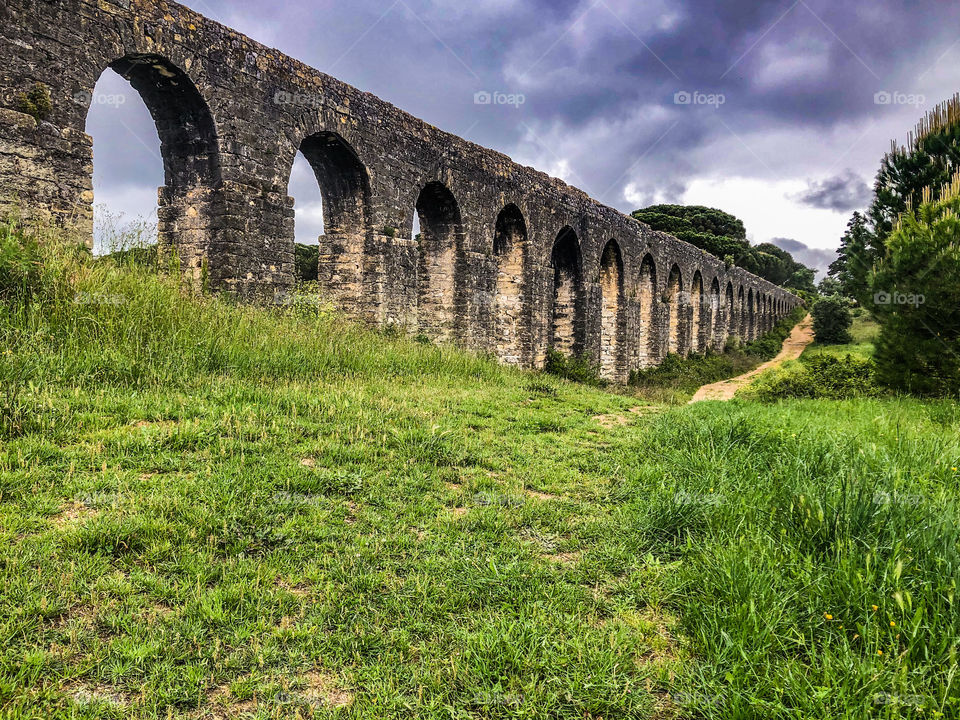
[868,94,960,249]
[828,212,873,301]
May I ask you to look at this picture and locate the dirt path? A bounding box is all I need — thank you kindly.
[689,315,814,403]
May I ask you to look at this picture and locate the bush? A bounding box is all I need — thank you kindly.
[294,243,319,282]
[543,349,605,386]
[15,83,52,123]
[869,188,960,397]
[744,354,880,401]
[812,296,853,344]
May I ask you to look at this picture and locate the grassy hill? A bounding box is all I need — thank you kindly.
[2,219,959,719]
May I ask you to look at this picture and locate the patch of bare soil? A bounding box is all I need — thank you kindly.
[51,501,98,528]
[302,670,354,709]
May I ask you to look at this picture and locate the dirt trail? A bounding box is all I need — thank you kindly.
[689,314,814,403]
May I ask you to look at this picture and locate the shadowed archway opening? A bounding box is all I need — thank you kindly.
[723,281,735,345]
[709,277,721,350]
[550,227,584,358]
[599,240,624,379]
[492,204,528,364]
[666,265,685,356]
[691,271,704,354]
[747,289,756,341]
[86,54,221,280]
[637,254,657,368]
[293,131,371,308]
[416,182,463,342]
[737,286,746,339]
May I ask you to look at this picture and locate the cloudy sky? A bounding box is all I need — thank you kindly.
[86,0,960,276]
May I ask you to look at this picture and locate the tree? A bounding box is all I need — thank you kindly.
[869,181,960,397]
[812,296,853,344]
[817,276,841,296]
[294,243,319,282]
[632,205,749,260]
[828,212,874,301]
[867,94,960,252]
[632,205,816,289]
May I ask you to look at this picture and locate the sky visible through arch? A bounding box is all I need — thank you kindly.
[85,0,960,277]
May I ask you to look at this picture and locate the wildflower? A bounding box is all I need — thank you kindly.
[872,605,879,612]
[877,650,883,656]
[890,621,896,628]
[824,613,833,621]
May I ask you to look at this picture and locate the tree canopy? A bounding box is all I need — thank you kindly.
[632,205,815,293]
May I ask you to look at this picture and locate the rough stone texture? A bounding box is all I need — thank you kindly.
[0,0,802,382]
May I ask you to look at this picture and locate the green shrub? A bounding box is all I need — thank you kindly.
[745,354,880,401]
[812,296,853,344]
[294,243,319,282]
[15,83,52,123]
[543,349,605,386]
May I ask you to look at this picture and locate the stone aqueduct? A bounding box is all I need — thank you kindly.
[1,0,801,382]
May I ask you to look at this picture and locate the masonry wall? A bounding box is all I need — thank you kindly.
[0,0,803,383]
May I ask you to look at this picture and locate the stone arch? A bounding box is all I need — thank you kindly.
[550,227,585,359]
[492,204,528,364]
[690,270,705,354]
[88,54,222,283]
[747,289,756,341]
[636,254,657,369]
[599,240,625,380]
[666,264,686,356]
[416,181,463,342]
[293,131,371,310]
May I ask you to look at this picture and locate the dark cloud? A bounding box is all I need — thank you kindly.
[85,0,960,252]
[792,170,873,213]
[771,237,838,279]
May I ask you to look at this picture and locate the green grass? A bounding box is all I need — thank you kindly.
[3,221,959,719]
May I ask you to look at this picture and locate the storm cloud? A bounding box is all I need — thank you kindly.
[792,170,873,213]
[771,237,839,279]
[85,0,960,255]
